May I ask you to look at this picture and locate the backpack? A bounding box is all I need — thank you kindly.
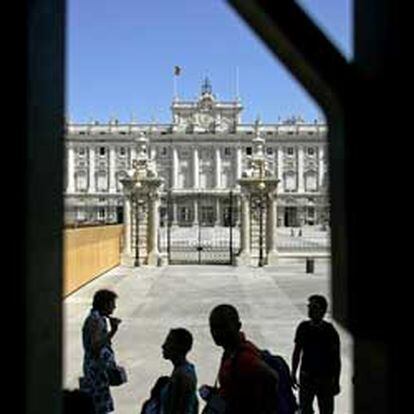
[260,350,298,414]
[140,376,170,414]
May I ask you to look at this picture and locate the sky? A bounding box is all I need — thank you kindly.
[67,0,352,124]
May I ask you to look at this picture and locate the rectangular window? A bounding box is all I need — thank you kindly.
[284,173,296,191]
[180,207,191,222]
[75,172,87,192]
[308,207,315,218]
[98,208,105,220]
[119,147,126,156]
[76,208,86,221]
[97,173,108,191]
[201,206,215,226]
[246,147,252,155]
[305,174,318,191]
[224,147,231,156]
[287,147,294,156]
[266,147,273,155]
[99,147,106,156]
[307,147,315,156]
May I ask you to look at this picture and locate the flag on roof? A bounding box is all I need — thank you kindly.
[174,66,181,76]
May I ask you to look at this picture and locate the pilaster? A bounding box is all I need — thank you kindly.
[67,145,75,193]
[88,146,95,193]
[298,145,304,193]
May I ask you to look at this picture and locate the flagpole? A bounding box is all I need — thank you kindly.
[173,74,178,101]
[236,66,240,101]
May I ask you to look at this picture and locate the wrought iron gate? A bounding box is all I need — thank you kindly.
[163,191,238,264]
[249,193,266,267]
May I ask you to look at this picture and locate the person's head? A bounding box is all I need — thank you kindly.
[162,328,193,362]
[307,294,328,322]
[209,304,241,349]
[92,289,118,317]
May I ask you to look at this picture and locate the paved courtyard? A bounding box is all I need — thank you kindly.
[63,259,353,413]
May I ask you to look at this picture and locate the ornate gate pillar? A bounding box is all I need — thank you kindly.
[236,120,279,266]
[123,195,132,257]
[120,133,163,267]
[236,191,251,265]
[266,190,279,265]
[147,191,161,265]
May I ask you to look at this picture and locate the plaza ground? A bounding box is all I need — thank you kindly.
[64,259,353,413]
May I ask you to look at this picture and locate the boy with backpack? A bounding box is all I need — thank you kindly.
[201,304,296,414]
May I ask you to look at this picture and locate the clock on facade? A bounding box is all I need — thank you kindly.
[199,113,214,128]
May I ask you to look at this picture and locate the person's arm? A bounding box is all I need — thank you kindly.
[291,342,302,389]
[331,328,341,395]
[90,317,121,358]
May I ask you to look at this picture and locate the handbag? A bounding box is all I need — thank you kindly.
[201,375,226,414]
[107,365,128,386]
[201,391,226,414]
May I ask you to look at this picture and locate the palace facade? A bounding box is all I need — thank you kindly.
[64,79,329,227]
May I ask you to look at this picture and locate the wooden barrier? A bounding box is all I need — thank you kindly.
[63,224,123,296]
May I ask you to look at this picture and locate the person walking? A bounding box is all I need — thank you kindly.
[291,295,341,414]
[200,304,278,414]
[79,289,122,414]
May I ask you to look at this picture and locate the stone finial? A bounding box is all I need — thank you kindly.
[201,77,212,95]
[129,132,158,179]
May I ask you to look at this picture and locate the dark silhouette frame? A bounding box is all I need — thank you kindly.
[17,0,406,412]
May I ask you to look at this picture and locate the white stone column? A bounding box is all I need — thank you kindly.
[215,147,221,188]
[130,147,137,166]
[298,146,304,193]
[193,147,199,188]
[172,147,179,188]
[67,145,75,193]
[147,194,160,266]
[121,195,133,265]
[88,146,95,193]
[277,148,284,192]
[109,146,116,193]
[215,197,220,225]
[318,146,324,190]
[193,198,198,224]
[236,193,251,265]
[236,147,242,182]
[150,146,156,161]
[266,194,279,264]
[172,201,178,225]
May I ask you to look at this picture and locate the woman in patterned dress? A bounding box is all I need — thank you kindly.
[80,289,122,414]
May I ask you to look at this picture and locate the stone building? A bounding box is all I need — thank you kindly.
[64,79,329,227]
